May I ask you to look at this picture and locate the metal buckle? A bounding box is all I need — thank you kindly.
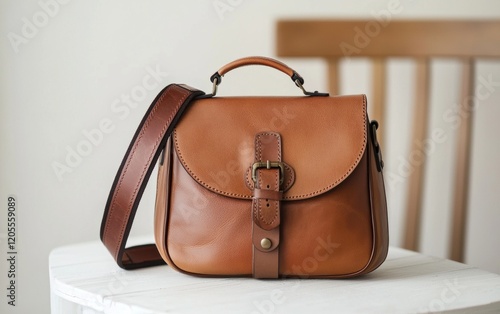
[251,160,285,186]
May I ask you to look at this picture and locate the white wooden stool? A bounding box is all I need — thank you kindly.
[49,237,500,313]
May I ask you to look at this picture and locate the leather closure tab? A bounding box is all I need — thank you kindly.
[253,167,281,231]
[252,225,280,252]
[251,132,283,279]
[253,189,283,201]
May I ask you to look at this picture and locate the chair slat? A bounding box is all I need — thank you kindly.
[277,20,500,58]
[327,58,340,95]
[372,58,386,148]
[403,58,431,251]
[450,59,475,262]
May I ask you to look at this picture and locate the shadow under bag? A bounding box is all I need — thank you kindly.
[100,56,389,279]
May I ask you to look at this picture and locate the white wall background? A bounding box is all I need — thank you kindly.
[1,1,499,313]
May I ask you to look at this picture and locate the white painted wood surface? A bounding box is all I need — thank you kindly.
[49,238,500,314]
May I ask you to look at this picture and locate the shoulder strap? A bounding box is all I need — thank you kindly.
[100,84,204,269]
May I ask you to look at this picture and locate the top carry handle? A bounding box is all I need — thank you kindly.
[209,56,328,97]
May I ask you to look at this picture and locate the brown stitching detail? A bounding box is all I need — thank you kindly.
[104,89,170,253]
[257,135,263,189]
[175,132,286,198]
[173,133,252,198]
[103,85,189,258]
[106,86,187,257]
[283,94,367,200]
[274,160,279,187]
[258,198,278,225]
[284,164,294,187]
[258,195,262,222]
[174,96,367,200]
[253,201,259,222]
[258,133,280,226]
[245,167,253,189]
[255,133,262,162]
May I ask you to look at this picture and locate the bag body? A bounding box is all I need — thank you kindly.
[154,95,388,278]
[101,57,388,279]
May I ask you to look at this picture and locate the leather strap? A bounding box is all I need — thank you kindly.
[100,84,204,269]
[251,132,283,278]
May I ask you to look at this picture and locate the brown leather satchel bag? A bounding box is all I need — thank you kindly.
[101,56,389,278]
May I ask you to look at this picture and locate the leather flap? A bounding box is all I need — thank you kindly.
[173,95,367,200]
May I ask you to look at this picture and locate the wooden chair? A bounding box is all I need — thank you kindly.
[276,20,500,262]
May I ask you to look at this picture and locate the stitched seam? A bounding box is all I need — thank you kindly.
[257,133,279,226]
[104,85,189,259]
[174,96,367,200]
[105,86,186,256]
[284,164,294,187]
[245,168,253,189]
[283,95,367,199]
[255,135,262,222]
[253,201,259,222]
[259,199,278,225]
[174,133,251,198]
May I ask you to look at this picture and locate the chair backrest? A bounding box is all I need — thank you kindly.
[276,20,500,262]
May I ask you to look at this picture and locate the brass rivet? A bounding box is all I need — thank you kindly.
[260,238,272,250]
